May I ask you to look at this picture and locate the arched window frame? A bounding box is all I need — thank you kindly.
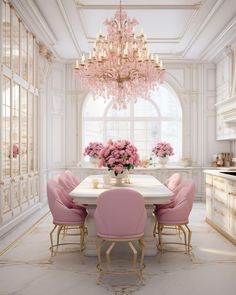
[81,82,183,163]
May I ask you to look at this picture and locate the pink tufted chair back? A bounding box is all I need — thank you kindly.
[95,189,147,239]
[65,170,80,186]
[165,173,181,192]
[58,174,75,194]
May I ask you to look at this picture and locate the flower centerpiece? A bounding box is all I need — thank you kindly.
[99,139,140,178]
[83,142,104,164]
[152,141,174,166]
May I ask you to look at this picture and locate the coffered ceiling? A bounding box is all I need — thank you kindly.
[12,0,236,61]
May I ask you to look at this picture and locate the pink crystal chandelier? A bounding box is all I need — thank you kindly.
[75,0,165,109]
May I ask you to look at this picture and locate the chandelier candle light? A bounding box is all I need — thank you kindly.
[75,0,165,109]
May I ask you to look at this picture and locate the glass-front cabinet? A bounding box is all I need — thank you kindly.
[0,0,39,224]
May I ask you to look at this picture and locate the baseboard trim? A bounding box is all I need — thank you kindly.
[0,209,49,257]
[206,217,236,245]
[0,203,47,238]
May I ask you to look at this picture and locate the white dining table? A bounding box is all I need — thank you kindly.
[70,174,173,256]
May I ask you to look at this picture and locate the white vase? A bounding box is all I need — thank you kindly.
[89,157,99,167]
[158,156,169,166]
[109,169,129,186]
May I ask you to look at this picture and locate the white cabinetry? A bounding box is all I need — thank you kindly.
[216,97,236,140]
[205,172,236,244]
[228,180,236,239]
[0,1,40,235]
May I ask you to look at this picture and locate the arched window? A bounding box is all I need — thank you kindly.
[82,84,182,162]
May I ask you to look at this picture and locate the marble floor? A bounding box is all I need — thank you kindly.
[0,202,236,295]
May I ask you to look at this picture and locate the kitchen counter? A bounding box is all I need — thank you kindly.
[204,169,236,181]
[204,169,236,245]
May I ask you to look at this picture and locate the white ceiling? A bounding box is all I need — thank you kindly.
[13,0,236,61]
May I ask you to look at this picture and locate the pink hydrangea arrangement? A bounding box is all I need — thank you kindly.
[99,139,140,175]
[152,142,174,158]
[83,142,104,158]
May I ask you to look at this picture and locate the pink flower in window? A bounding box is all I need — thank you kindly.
[83,142,104,158]
[152,142,174,158]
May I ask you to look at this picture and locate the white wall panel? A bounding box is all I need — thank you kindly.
[51,114,64,164]
[207,69,216,92]
[46,63,66,170]
[65,94,78,165]
[52,68,65,91]
[43,60,233,200]
[167,68,185,89]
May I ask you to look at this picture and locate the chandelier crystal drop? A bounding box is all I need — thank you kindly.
[75,1,165,109]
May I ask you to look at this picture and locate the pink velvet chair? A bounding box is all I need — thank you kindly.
[47,180,87,256]
[154,179,196,254]
[94,188,147,279]
[154,173,182,212]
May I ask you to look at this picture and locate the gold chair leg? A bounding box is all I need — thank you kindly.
[153,218,157,237]
[139,238,144,276]
[106,241,116,272]
[62,226,66,239]
[56,225,63,252]
[50,225,57,257]
[179,225,187,253]
[177,226,181,238]
[128,241,137,272]
[185,224,192,254]
[80,226,85,252]
[158,224,164,252]
[96,239,105,272]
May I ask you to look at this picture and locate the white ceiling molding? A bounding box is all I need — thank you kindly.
[86,6,199,46]
[75,1,202,10]
[199,16,236,62]
[78,2,201,46]
[56,0,82,56]
[182,0,224,56]
[10,0,63,62]
[10,0,70,61]
[11,0,57,45]
[11,0,236,61]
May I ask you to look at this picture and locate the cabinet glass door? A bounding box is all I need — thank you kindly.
[2,1,11,67]
[21,88,28,174]
[2,76,11,178]
[12,83,20,176]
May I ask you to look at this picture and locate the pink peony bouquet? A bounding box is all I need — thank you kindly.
[152,142,174,158]
[83,141,104,158]
[99,139,140,175]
